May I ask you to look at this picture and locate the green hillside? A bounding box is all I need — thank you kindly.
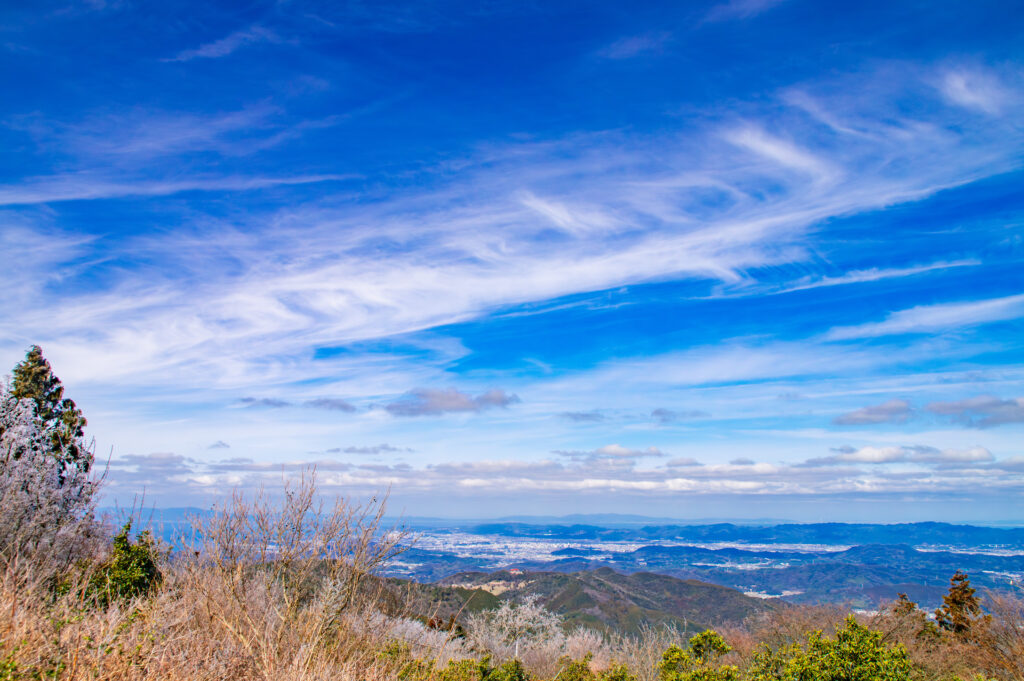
[433,567,775,633]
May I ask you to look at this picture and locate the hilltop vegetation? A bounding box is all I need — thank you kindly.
[436,568,773,633]
[3,346,1024,680]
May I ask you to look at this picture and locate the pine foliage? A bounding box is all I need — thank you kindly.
[935,571,987,635]
[10,345,90,480]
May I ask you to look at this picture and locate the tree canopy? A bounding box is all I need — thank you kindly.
[10,345,90,478]
[935,570,986,635]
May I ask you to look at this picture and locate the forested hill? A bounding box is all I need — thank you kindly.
[433,567,775,634]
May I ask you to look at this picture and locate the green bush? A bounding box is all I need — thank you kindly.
[487,659,529,681]
[398,658,436,681]
[658,630,739,681]
[439,657,493,681]
[598,664,637,681]
[749,615,911,681]
[555,654,596,681]
[87,522,162,607]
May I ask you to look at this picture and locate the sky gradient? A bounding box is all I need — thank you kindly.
[2,0,1024,521]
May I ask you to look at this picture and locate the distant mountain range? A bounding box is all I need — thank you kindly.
[109,510,1024,610]
[387,522,1024,609]
[465,521,1024,546]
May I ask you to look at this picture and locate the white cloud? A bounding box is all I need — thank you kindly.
[833,399,912,426]
[927,395,1024,428]
[940,69,1008,115]
[326,444,411,455]
[99,446,1023,507]
[735,260,980,298]
[825,294,1024,340]
[518,191,620,236]
[599,32,672,59]
[594,444,664,458]
[168,26,280,62]
[0,173,353,206]
[705,0,787,22]
[560,410,607,422]
[652,408,710,424]
[385,388,520,417]
[1,62,1022,415]
[803,444,994,467]
[724,126,838,182]
[554,444,667,464]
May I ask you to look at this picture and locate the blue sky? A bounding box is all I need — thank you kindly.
[2,0,1024,521]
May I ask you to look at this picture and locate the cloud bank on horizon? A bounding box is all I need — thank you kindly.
[1,0,1023,520]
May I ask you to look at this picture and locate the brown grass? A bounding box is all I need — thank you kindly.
[0,472,411,680]
[3,472,1024,681]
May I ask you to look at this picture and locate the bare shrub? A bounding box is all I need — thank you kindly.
[464,597,612,677]
[975,591,1024,680]
[466,596,562,657]
[179,471,406,679]
[603,623,688,681]
[352,610,476,663]
[720,601,847,667]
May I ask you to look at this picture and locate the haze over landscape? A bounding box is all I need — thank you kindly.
[2,0,1023,522]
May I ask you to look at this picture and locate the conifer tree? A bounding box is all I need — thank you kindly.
[934,570,985,635]
[10,345,90,477]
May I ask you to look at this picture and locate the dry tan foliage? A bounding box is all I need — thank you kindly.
[3,468,1024,681]
[0,472,412,681]
[178,472,406,679]
[602,623,687,681]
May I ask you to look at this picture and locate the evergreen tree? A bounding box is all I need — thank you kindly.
[10,345,90,478]
[935,571,985,635]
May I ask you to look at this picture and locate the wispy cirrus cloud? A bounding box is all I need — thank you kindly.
[825,294,1024,341]
[238,396,357,411]
[0,173,354,206]
[21,107,279,159]
[238,397,292,408]
[652,408,710,424]
[705,0,787,22]
[598,32,672,59]
[555,444,667,461]
[716,260,980,299]
[560,410,607,422]
[723,125,838,182]
[801,444,994,467]
[167,25,280,62]
[939,68,1010,115]
[326,444,411,455]
[5,64,1021,395]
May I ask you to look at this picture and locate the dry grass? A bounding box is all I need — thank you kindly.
[2,468,1024,681]
[0,472,412,681]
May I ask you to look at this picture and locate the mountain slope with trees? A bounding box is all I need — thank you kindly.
[436,567,775,633]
